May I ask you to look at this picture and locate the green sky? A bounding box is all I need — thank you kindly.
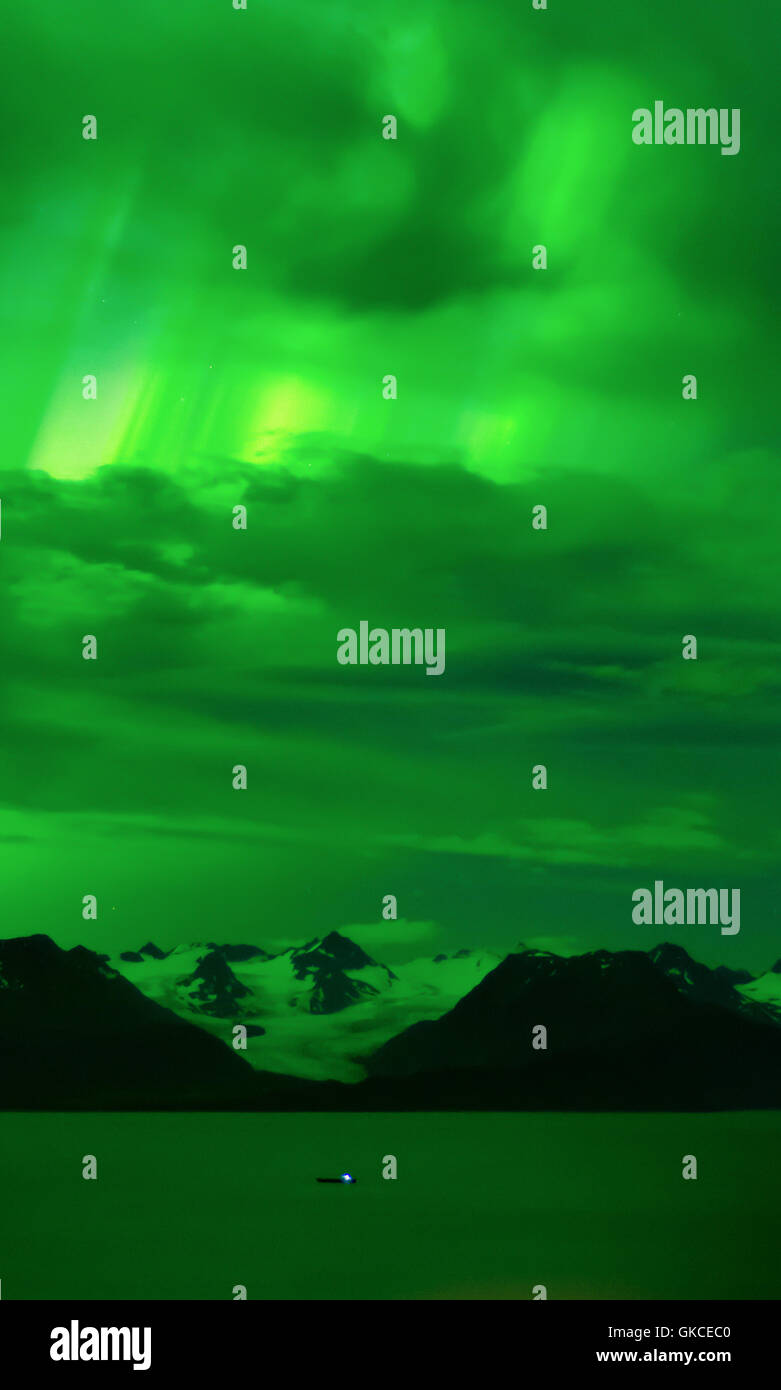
[1,0,778,970]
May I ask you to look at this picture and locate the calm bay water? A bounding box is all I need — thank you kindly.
[2,1111,778,1299]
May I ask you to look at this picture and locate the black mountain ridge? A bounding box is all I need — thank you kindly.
[1,935,779,1111]
[0,935,257,1109]
[360,947,781,1110]
[287,930,397,1013]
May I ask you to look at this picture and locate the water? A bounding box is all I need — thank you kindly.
[1,1111,778,1299]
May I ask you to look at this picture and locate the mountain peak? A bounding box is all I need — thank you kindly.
[139,941,168,959]
[649,942,694,965]
[0,934,58,954]
[284,931,393,1014]
[320,930,363,953]
[206,942,272,962]
[0,935,255,1107]
[179,949,252,1018]
[309,932,377,970]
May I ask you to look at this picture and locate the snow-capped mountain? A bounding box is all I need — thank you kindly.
[3,931,779,1109]
[116,941,260,1019]
[107,933,778,1090]
[737,959,781,1021]
[110,934,503,1081]
[646,943,781,1027]
[362,947,781,1110]
[646,942,773,1021]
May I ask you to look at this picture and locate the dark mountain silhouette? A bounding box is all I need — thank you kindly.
[648,943,779,1028]
[120,941,170,963]
[206,943,272,962]
[714,963,755,986]
[0,935,256,1109]
[362,949,781,1110]
[178,948,253,1017]
[3,936,780,1111]
[648,942,764,1014]
[286,930,396,1014]
[292,930,380,972]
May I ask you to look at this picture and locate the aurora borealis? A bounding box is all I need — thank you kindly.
[1,0,778,971]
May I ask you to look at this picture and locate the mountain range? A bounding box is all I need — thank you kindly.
[1,932,779,1110]
[110,932,504,1082]
[0,934,254,1108]
[363,947,781,1110]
